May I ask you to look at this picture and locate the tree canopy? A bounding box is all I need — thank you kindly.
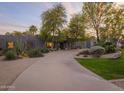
[29,25,38,35]
[40,3,67,43]
[5,3,123,48]
[82,2,113,43]
[68,14,86,41]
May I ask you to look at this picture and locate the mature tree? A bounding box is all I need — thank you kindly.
[29,25,37,35]
[58,28,70,42]
[40,3,67,45]
[103,5,124,43]
[5,31,22,36]
[12,31,22,36]
[82,2,113,43]
[40,9,53,43]
[68,14,86,41]
[22,30,32,35]
[40,28,52,48]
[5,32,12,35]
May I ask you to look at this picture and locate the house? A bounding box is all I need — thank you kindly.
[0,35,96,50]
[0,35,44,50]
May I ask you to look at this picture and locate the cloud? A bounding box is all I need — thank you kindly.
[61,2,76,21]
[0,13,6,17]
[0,14,3,17]
[0,23,28,35]
[0,22,41,35]
[61,2,77,15]
[117,2,124,5]
[61,2,82,22]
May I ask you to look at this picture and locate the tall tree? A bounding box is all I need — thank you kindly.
[103,5,124,43]
[40,3,67,45]
[29,25,37,35]
[22,30,32,35]
[82,2,113,43]
[68,14,86,41]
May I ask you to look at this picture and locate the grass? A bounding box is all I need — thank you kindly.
[77,50,124,80]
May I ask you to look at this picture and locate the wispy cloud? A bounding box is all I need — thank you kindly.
[0,12,6,17]
[0,23,28,34]
[0,14,3,16]
[117,2,124,5]
[0,2,83,34]
[61,2,76,21]
[61,2,82,22]
[61,2,77,15]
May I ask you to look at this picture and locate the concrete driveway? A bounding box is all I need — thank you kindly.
[9,49,123,91]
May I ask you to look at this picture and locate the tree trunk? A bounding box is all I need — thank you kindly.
[96,29,100,43]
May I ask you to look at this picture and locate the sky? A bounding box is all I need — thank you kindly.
[0,2,83,34]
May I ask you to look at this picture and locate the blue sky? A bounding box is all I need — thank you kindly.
[0,2,83,34]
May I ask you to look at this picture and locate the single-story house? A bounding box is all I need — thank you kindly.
[0,35,96,50]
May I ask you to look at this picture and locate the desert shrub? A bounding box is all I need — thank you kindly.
[89,46,105,57]
[20,51,29,58]
[3,48,16,54]
[27,48,43,58]
[103,42,116,53]
[5,50,17,60]
[15,41,24,55]
[77,49,89,57]
[41,48,49,53]
[3,48,11,54]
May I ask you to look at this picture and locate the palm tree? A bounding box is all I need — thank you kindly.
[29,25,37,35]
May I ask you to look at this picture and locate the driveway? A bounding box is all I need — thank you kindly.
[9,49,123,91]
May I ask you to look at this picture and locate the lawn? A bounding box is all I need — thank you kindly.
[77,50,124,80]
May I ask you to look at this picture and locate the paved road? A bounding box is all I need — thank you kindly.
[9,50,123,91]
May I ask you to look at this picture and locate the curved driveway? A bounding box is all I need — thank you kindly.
[9,50,123,91]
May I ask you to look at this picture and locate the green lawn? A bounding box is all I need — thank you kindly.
[77,50,124,80]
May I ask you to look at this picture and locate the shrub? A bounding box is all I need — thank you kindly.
[89,46,105,57]
[41,48,49,53]
[20,51,29,58]
[104,45,115,53]
[27,48,43,58]
[77,49,89,57]
[15,41,24,55]
[103,42,116,53]
[5,50,17,60]
[3,48,11,54]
